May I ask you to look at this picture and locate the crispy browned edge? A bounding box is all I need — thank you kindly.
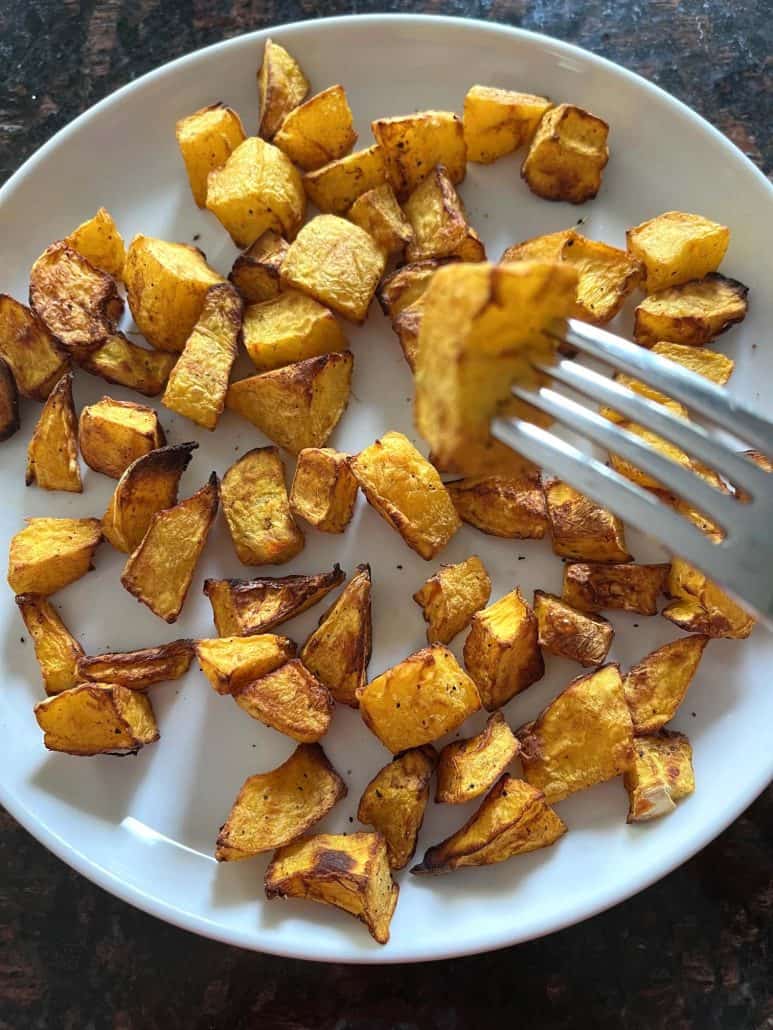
[309,562,372,692]
[76,638,196,685]
[636,272,749,344]
[0,356,20,441]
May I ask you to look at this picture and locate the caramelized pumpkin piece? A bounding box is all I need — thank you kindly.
[233,659,334,743]
[633,273,748,347]
[533,590,614,667]
[624,731,695,822]
[447,474,548,539]
[77,639,195,691]
[65,207,126,279]
[463,85,552,163]
[413,555,491,645]
[257,37,310,140]
[562,562,670,616]
[15,593,84,694]
[543,478,630,562]
[8,517,102,596]
[0,294,68,400]
[521,104,609,203]
[273,84,358,171]
[228,230,289,304]
[289,447,358,533]
[79,397,165,479]
[403,165,485,264]
[77,333,176,397]
[34,683,159,756]
[195,633,295,695]
[302,145,388,215]
[25,372,82,492]
[623,635,708,734]
[372,110,466,195]
[436,712,519,805]
[0,356,20,440]
[175,103,246,207]
[662,557,755,639]
[626,211,729,293]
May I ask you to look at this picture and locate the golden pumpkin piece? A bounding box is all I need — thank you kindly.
[413,555,491,645]
[206,137,306,249]
[377,259,451,320]
[8,517,102,596]
[412,774,566,874]
[414,261,576,477]
[289,447,358,533]
[76,639,195,691]
[25,372,81,493]
[265,831,398,944]
[347,184,414,257]
[533,590,614,668]
[562,561,670,616]
[15,594,84,695]
[64,207,126,279]
[216,743,346,861]
[302,144,388,214]
[517,664,634,803]
[0,294,68,401]
[607,421,696,491]
[372,110,466,196]
[121,473,219,623]
[175,102,246,207]
[350,431,461,561]
[34,682,159,756]
[0,357,20,441]
[390,302,424,370]
[521,104,609,204]
[623,635,708,735]
[463,588,544,711]
[626,211,730,293]
[77,334,177,397]
[29,241,123,355]
[662,557,755,639]
[102,441,197,554]
[300,564,372,707]
[274,84,358,171]
[228,230,289,304]
[162,283,242,430]
[447,474,548,539]
[203,565,345,636]
[233,659,334,743]
[357,746,437,870]
[403,165,486,264]
[435,712,519,805]
[257,37,310,140]
[243,291,347,373]
[195,633,296,695]
[624,731,695,823]
[281,215,386,324]
[633,273,748,348]
[227,351,353,455]
[463,85,552,164]
[543,478,631,562]
[221,447,304,566]
[358,644,481,753]
[79,396,165,480]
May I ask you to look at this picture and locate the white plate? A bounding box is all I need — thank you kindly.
[0,14,771,964]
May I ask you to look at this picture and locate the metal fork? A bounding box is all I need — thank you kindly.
[491,319,773,627]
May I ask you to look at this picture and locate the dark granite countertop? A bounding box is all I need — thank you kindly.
[1,2,771,1027]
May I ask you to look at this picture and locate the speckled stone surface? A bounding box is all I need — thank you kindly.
[1,2,771,1028]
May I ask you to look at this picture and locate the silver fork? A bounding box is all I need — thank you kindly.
[491,319,773,628]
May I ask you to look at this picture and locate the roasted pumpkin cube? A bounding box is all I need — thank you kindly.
[624,731,695,822]
[8,517,102,596]
[463,85,552,163]
[562,561,670,615]
[626,211,729,293]
[623,635,708,734]
[176,102,246,207]
[521,104,609,203]
[377,260,450,319]
[662,557,755,638]
[79,396,165,479]
[0,357,19,441]
[65,207,126,279]
[447,474,548,539]
[633,273,748,347]
[34,683,159,756]
[372,110,466,195]
[347,184,414,257]
[289,447,358,533]
[196,633,295,695]
[543,478,630,562]
[435,712,519,805]
[404,165,485,263]
[413,555,491,645]
[76,639,195,691]
[0,294,68,400]
[25,372,81,492]
[228,230,289,304]
[274,85,357,171]
[257,37,310,140]
[15,593,84,695]
[302,144,388,214]
[533,590,614,667]
[77,333,176,396]
[233,659,334,742]
[243,291,347,372]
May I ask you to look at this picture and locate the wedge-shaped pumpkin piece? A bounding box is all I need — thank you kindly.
[8,518,102,596]
[34,682,159,756]
[265,831,398,944]
[216,743,345,860]
[447,474,548,539]
[29,241,123,354]
[623,635,708,734]
[357,746,437,870]
[204,565,345,636]
[196,633,296,695]
[662,557,755,638]
[175,102,246,207]
[347,184,414,257]
[233,659,334,742]
[412,775,566,874]
[162,283,242,430]
[633,274,748,347]
[121,473,219,623]
[79,397,165,479]
[413,555,491,645]
[404,165,485,263]
[274,85,357,171]
[227,352,353,455]
[436,712,519,805]
[300,564,371,707]
[463,86,552,163]
[626,211,730,293]
[257,37,310,140]
[372,110,466,195]
[77,333,176,396]
[229,230,289,304]
[533,590,614,667]
[243,291,347,372]
[221,447,304,565]
[77,639,195,691]
[350,431,460,560]
[521,104,609,203]
[0,294,68,400]
[543,478,631,562]
[123,235,223,352]
[0,357,20,440]
[302,144,388,214]
[289,447,358,533]
[206,137,306,249]
[358,644,481,753]
[65,207,126,279]
[562,562,670,616]
[102,442,197,553]
[15,594,84,695]
[624,731,695,822]
[517,664,634,802]
[25,372,81,492]
[463,588,544,710]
